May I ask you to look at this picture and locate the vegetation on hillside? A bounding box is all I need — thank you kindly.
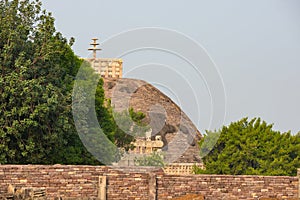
[195,118,300,176]
[113,108,149,151]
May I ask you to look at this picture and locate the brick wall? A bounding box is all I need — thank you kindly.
[157,174,298,200]
[0,165,154,200]
[0,165,299,200]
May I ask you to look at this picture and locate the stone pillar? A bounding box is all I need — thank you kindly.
[140,146,143,154]
[98,176,107,200]
[112,62,116,78]
[105,64,109,78]
[119,59,123,78]
[149,173,157,200]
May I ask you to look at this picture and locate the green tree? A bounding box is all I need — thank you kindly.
[0,0,75,164]
[195,118,300,176]
[113,108,149,151]
[0,0,154,165]
[0,0,104,165]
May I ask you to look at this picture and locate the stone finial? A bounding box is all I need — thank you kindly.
[88,38,102,59]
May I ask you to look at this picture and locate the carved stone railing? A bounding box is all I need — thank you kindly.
[163,163,204,175]
[1,185,46,200]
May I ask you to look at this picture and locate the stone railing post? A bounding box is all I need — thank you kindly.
[98,176,107,200]
[149,173,157,200]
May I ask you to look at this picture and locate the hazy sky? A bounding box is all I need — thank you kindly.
[41,0,300,134]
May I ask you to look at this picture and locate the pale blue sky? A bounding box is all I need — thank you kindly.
[42,0,300,134]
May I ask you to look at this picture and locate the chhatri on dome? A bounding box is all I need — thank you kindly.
[85,38,123,78]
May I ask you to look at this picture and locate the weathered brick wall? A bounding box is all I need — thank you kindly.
[0,165,299,200]
[0,165,152,199]
[105,168,151,200]
[157,174,298,200]
[0,165,102,198]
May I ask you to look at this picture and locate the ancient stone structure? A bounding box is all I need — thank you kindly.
[102,78,202,164]
[85,58,123,78]
[102,78,204,173]
[85,38,123,78]
[1,185,46,200]
[163,163,204,175]
[0,165,299,200]
[88,38,102,60]
[85,40,201,167]
[131,135,164,154]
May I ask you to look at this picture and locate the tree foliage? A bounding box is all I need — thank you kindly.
[195,118,300,176]
[0,0,139,165]
[112,108,149,151]
[0,0,84,164]
[72,62,146,164]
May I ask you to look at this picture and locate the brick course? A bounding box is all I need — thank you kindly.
[157,174,298,199]
[0,165,299,200]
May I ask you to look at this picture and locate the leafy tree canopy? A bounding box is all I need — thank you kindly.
[195,118,300,176]
[0,0,140,165]
[0,0,85,164]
